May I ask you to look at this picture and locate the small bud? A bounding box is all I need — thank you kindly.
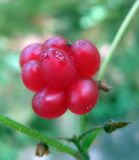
[98,80,112,92]
[35,143,49,157]
[104,119,130,133]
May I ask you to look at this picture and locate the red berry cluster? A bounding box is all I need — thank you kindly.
[20,36,101,119]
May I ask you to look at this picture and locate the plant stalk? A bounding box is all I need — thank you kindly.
[97,0,139,80]
[0,114,77,157]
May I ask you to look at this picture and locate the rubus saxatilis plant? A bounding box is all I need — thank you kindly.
[0,1,138,160]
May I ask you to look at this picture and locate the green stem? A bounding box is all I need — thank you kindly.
[78,125,103,141]
[80,115,88,133]
[80,0,139,137]
[76,142,89,160]
[97,0,139,80]
[73,137,90,160]
[0,114,77,157]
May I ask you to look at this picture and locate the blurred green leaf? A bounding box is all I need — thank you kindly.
[4,54,20,72]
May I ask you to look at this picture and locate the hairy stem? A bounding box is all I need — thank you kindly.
[97,0,139,80]
[0,114,77,157]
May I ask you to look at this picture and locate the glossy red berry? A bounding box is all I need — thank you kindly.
[39,48,77,89]
[42,36,68,51]
[21,60,46,92]
[68,78,99,115]
[20,43,42,67]
[20,36,101,119]
[32,88,68,119]
[70,40,101,77]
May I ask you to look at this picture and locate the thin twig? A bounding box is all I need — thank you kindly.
[78,125,103,141]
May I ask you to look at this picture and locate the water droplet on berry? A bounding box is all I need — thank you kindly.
[41,49,46,54]
[86,105,92,110]
[39,50,49,62]
[86,106,90,110]
[89,104,92,108]
[55,53,64,61]
[54,50,65,62]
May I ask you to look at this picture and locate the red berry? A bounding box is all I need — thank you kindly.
[39,48,77,89]
[19,36,101,119]
[70,40,101,77]
[20,43,42,67]
[32,88,68,119]
[21,60,46,92]
[42,36,68,51]
[68,78,99,115]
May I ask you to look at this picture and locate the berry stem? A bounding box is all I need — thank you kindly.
[78,120,130,141]
[78,125,103,141]
[58,135,90,160]
[97,0,139,80]
[0,114,77,157]
[80,115,88,133]
[75,141,89,160]
[54,120,130,160]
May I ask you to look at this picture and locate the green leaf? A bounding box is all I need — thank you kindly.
[81,128,101,151]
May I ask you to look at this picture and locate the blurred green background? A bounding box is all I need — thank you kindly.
[0,0,139,160]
